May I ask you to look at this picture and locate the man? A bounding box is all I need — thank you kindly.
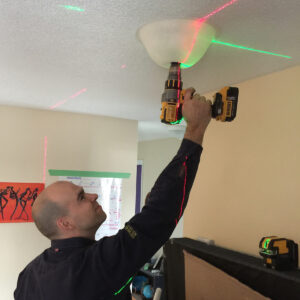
[14,88,212,299]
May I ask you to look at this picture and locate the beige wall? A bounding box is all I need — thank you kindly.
[0,106,138,300]
[138,138,183,244]
[184,65,300,257]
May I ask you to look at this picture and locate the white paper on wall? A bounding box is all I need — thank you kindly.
[59,176,122,240]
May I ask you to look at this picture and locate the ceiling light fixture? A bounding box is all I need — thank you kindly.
[137,20,216,69]
[138,0,240,69]
[212,39,292,58]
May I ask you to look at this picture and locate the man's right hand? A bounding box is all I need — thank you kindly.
[182,87,212,145]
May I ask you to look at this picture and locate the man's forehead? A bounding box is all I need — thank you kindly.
[47,181,82,199]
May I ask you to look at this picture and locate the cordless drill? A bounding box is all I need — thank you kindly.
[160,62,239,124]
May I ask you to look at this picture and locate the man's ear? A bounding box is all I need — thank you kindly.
[56,216,75,232]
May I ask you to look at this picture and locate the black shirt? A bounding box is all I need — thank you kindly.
[14,139,202,300]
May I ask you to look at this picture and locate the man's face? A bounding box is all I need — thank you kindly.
[61,182,107,236]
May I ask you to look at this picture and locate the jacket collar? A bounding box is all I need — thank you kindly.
[51,237,95,250]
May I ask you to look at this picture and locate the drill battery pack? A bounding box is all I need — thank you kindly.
[259,236,298,270]
[211,86,239,122]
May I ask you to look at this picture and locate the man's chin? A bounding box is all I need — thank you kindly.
[102,212,107,222]
[97,213,107,227]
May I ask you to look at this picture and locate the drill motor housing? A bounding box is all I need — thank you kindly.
[161,62,184,125]
[160,62,239,124]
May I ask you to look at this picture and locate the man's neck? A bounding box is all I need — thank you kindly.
[53,231,95,241]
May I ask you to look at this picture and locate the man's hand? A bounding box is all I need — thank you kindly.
[183,87,212,145]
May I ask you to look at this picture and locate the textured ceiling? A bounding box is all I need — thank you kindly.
[0,0,299,140]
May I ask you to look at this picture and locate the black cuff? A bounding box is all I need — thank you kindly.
[177,139,203,157]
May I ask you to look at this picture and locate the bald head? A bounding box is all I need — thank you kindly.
[32,181,72,239]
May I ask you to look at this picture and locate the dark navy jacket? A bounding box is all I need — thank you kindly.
[14,139,202,300]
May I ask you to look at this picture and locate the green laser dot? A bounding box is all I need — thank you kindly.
[60,5,85,12]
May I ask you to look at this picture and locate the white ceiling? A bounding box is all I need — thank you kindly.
[0,0,299,141]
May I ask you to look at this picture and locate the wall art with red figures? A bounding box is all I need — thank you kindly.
[0,182,44,223]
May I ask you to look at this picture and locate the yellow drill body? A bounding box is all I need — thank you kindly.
[160,62,239,124]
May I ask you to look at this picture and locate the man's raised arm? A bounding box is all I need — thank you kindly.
[91,87,212,295]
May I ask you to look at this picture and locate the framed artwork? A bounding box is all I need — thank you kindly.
[0,182,44,223]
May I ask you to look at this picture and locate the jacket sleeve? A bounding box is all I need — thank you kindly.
[88,139,203,295]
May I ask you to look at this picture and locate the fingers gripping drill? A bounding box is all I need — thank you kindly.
[160,62,239,124]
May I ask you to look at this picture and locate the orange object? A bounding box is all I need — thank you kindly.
[0,182,44,223]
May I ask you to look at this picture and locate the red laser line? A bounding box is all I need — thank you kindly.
[176,156,188,224]
[176,64,181,121]
[178,157,188,219]
[43,136,48,184]
[50,88,87,109]
[181,0,239,64]
[201,0,238,22]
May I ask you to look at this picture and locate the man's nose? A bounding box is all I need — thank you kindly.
[88,193,98,202]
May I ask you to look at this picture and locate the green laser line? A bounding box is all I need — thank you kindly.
[264,238,271,249]
[170,117,184,125]
[48,169,130,178]
[60,5,85,12]
[181,63,192,68]
[114,276,133,295]
[212,40,291,59]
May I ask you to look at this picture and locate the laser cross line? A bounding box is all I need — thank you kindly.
[181,0,239,64]
[212,40,292,59]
